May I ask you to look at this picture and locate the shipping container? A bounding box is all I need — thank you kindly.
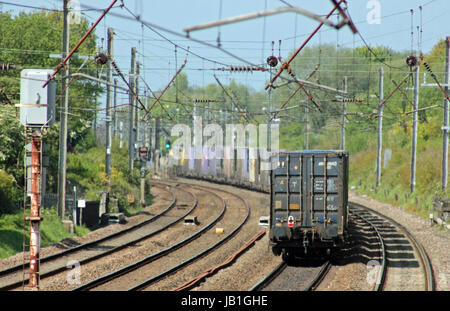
[269,150,348,259]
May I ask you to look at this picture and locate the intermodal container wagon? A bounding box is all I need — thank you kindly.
[269,150,349,260]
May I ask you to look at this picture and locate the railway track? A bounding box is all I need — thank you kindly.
[2,176,436,291]
[249,260,331,291]
[172,228,266,291]
[349,202,435,291]
[0,183,195,291]
[244,200,434,292]
[248,202,435,292]
[73,181,250,291]
[348,207,386,290]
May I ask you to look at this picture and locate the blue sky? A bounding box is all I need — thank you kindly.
[2,0,449,101]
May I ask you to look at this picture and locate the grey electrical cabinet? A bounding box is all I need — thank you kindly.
[20,69,56,127]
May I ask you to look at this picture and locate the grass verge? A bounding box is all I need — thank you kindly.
[0,208,90,259]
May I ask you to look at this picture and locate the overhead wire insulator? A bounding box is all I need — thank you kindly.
[0,63,24,71]
[422,60,450,101]
[186,99,223,103]
[0,63,12,71]
[286,65,296,79]
[278,39,282,62]
[219,66,267,72]
[333,98,365,103]
[347,98,365,103]
[267,40,278,67]
[423,61,436,78]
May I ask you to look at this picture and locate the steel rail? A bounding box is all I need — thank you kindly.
[348,208,387,291]
[304,261,332,291]
[175,173,435,291]
[248,262,287,291]
[0,183,175,278]
[179,175,336,292]
[73,184,226,291]
[71,184,200,291]
[350,202,435,291]
[249,260,331,291]
[172,228,266,291]
[128,181,251,291]
[0,184,178,290]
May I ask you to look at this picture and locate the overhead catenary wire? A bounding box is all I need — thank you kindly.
[7,1,446,72]
[107,54,149,114]
[345,8,405,71]
[43,0,249,83]
[265,0,347,90]
[141,59,187,121]
[4,0,447,141]
[116,3,257,67]
[213,74,253,123]
[43,0,119,88]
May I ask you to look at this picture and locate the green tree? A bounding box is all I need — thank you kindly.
[0,10,101,209]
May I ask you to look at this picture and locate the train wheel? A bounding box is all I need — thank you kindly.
[272,247,281,256]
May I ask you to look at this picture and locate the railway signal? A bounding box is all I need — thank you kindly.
[17,69,56,290]
[165,139,171,150]
[139,147,149,159]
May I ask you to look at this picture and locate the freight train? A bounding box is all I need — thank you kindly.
[171,147,349,261]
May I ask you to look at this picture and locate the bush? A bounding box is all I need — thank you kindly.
[145,180,153,206]
[66,139,143,216]
[0,170,20,214]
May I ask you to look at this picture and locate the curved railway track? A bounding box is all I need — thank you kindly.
[172,228,266,291]
[73,181,250,291]
[348,208,387,291]
[172,177,436,291]
[349,202,435,291]
[2,175,436,291]
[0,183,194,291]
[247,202,434,292]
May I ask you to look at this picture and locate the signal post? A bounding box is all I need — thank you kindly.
[139,146,148,206]
[18,69,56,290]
